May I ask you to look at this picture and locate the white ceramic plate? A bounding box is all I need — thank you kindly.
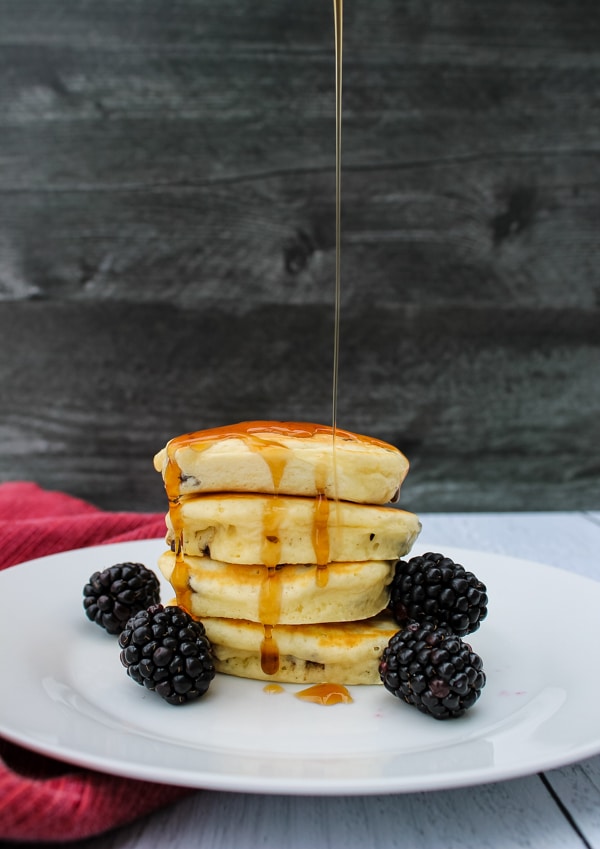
[1,538,599,795]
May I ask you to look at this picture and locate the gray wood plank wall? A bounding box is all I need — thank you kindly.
[1,0,598,513]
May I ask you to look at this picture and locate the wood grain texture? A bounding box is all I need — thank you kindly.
[546,758,600,849]
[34,779,590,849]
[0,0,599,510]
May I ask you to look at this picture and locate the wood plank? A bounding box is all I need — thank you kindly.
[544,759,600,849]
[1,155,598,306]
[0,301,597,511]
[1,1,598,307]
[69,779,589,849]
[1,0,600,51]
[417,513,600,579]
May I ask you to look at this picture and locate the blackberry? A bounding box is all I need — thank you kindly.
[118,605,215,705]
[83,562,161,635]
[379,622,486,719]
[390,552,487,637]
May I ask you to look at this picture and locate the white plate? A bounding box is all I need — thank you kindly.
[1,538,599,795]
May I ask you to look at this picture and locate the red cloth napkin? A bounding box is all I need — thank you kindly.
[0,482,193,843]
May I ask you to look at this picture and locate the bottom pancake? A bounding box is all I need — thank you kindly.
[200,613,400,685]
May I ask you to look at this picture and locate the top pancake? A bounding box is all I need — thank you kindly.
[153,421,408,505]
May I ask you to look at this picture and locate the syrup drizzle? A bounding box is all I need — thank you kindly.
[164,452,193,614]
[258,565,283,624]
[261,495,284,568]
[260,624,280,675]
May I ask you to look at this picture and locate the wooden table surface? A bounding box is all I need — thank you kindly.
[13,510,599,849]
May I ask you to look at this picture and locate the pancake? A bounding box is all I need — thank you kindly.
[164,493,422,566]
[153,421,408,505]
[158,550,395,624]
[200,613,400,685]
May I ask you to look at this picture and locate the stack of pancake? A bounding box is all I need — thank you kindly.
[153,421,421,685]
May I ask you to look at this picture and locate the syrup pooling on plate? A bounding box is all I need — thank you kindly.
[263,683,285,695]
[296,683,353,706]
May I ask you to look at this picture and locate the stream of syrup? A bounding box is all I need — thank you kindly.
[330,0,344,583]
[332,0,343,442]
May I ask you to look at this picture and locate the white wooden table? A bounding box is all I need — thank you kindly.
[18,512,600,849]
